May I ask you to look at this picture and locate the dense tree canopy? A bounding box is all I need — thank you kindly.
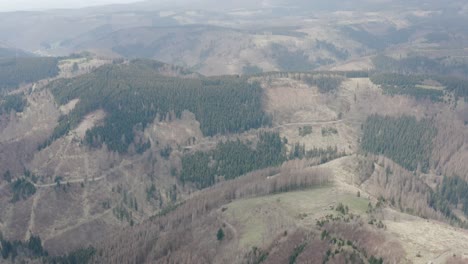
[370,73,444,102]
[438,176,468,217]
[11,178,36,203]
[0,57,59,92]
[45,59,270,153]
[303,75,344,93]
[371,55,468,100]
[361,115,436,172]
[180,132,286,188]
[0,94,26,114]
[0,48,32,58]
[1,235,47,261]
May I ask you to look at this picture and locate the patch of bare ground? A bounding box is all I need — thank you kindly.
[261,77,337,124]
[345,78,439,121]
[59,98,79,115]
[0,89,60,176]
[284,154,468,264]
[2,197,33,241]
[259,76,361,153]
[44,218,116,255]
[57,58,111,79]
[144,110,204,149]
[71,109,106,139]
[384,209,468,264]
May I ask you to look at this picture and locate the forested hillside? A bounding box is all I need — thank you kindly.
[370,73,444,101]
[371,55,468,100]
[180,132,286,188]
[361,115,436,172]
[437,176,468,217]
[0,57,59,92]
[45,59,270,152]
[0,94,26,114]
[0,47,32,58]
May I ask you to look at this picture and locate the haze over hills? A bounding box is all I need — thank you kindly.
[0,1,468,264]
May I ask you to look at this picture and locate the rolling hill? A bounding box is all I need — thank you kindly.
[0,1,468,264]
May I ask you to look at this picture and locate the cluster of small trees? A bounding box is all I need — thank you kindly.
[303,75,344,93]
[298,126,312,137]
[289,144,346,163]
[1,233,95,263]
[1,235,47,261]
[10,178,36,203]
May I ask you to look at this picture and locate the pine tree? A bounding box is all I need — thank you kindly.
[216,228,224,241]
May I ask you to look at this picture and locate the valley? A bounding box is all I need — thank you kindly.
[1,1,468,264]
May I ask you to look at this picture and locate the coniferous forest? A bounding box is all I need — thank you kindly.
[361,115,436,172]
[180,132,286,188]
[437,176,468,217]
[370,73,444,102]
[371,55,468,101]
[0,94,26,114]
[45,59,271,152]
[0,57,59,92]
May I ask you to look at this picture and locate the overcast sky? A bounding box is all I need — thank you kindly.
[0,0,143,12]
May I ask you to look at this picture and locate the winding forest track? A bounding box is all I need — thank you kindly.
[33,175,106,188]
[272,119,344,129]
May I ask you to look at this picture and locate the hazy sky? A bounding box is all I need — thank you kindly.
[0,0,142,12]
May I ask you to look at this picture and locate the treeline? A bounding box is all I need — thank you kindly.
[180,132,286,188]
[370,72,468,101]
[372,55,444,74]
[1,233,95,264]
[303,75,344,93]
[372,55,468,100]
[253,70,369,79]
[433,75,468,101]
[1,235,47,261]
[289,144,346,163]
[370,73,423,87]
[370,73,444,102]
[46,247,96,264]
[0,57,59,92]
[45,59,270,153]
[361,115,436,172]
[242,64,263,75]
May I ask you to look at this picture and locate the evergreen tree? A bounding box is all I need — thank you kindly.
[216,228,224,241]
